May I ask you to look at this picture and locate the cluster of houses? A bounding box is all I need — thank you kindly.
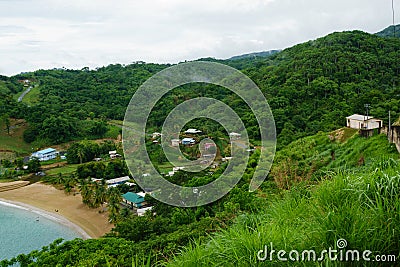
[157,128,242,147]
[30,147,122,162]
[91,175,153,216]
[169,128,202,147]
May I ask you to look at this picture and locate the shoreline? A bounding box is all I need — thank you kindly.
[0,198,91,239]
[0,183,113,238]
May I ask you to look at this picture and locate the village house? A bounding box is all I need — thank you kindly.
[171,139,180,147]
[137,206,153,216]
[109,150,121,159]
[185,128,202,134]
[122,192,145,208]
[152,132,162,139]
[182,138,196,145]
[229,132,242,140]
[106,176,131,188]
[31,148,58,161]
[346,114,383,137]
[346,114,383,130]
[388,116,400,153]
[203,142,216,150]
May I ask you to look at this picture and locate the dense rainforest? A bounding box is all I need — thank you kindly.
[0,26,399,266]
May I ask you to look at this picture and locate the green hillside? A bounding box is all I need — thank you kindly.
[2,130,398,266]
[1,26,400,266]
[169,133,400,266]
[3,29,397,148]
[375,24,400,38]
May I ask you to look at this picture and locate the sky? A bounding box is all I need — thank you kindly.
[0,0,398,76]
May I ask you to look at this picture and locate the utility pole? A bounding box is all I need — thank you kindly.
[389,110,391,142]
[393,0,396,37]
[364,104,370,129]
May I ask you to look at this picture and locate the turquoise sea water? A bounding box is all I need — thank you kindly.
[0,201,81,261]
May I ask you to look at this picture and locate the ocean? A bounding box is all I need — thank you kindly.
[0,201,81,261]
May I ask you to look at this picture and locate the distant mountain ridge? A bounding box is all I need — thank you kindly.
[228,50,281,60]
[375,24,400,38]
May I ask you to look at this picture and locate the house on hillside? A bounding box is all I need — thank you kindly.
[152,132,162,139]
[346,114,383,137]
[203,142,216,150]
[388,116,400,153]
[122,192,145,208]
[137,206,153,216]
[229,132,241,140]
[171,139,180,147]
[31,148,58,161]
[185,128,202,134]
[106,176,131,188]
[182,138,196,145]
[346,114,382,130]
[109,150,121,159]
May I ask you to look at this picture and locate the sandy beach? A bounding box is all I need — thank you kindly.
[0,182,113,238]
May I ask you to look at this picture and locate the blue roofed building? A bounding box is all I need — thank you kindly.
[182,138,196,145]
[31,148,58,161]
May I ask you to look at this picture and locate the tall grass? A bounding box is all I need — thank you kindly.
[168,157,400,266]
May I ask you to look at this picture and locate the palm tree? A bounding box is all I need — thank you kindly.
[107,187,122,223]
[63,180,73,194]
[76,146,85,164]
[93,180,107,210]
[79,178,93,206]
[56,173,65,185]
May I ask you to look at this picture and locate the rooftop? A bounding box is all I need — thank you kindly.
[34,148,57,154]
[346,114,374,121]
[182,138,195,142]
[185,128,202,134]
[122,192,145,204]
[106,176,130,185]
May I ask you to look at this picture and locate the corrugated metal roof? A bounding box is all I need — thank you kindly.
[122,192,144,204]
[185,128,201,134]
[182,138,195,142]
[36,148,56,154]
[346,114,373,121]
[106,176,130,184]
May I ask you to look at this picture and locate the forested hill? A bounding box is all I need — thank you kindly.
[375,24,400,38]
[243,30,400,146]
[227,49,281,60]
[6,28,400,147]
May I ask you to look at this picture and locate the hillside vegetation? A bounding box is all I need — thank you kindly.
[170,159,400,266]
[1,29,398,148]
[2,132,398,266]
[0,27,400,266]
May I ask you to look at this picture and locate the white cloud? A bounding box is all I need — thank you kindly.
[0,0,397,75]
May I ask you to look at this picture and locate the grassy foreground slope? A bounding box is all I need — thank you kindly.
[169,133,400,266]
[2,132,397,266]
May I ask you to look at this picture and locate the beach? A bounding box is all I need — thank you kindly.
[0,182,113,238]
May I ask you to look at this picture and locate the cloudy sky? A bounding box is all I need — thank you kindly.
[0,0,397,76]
